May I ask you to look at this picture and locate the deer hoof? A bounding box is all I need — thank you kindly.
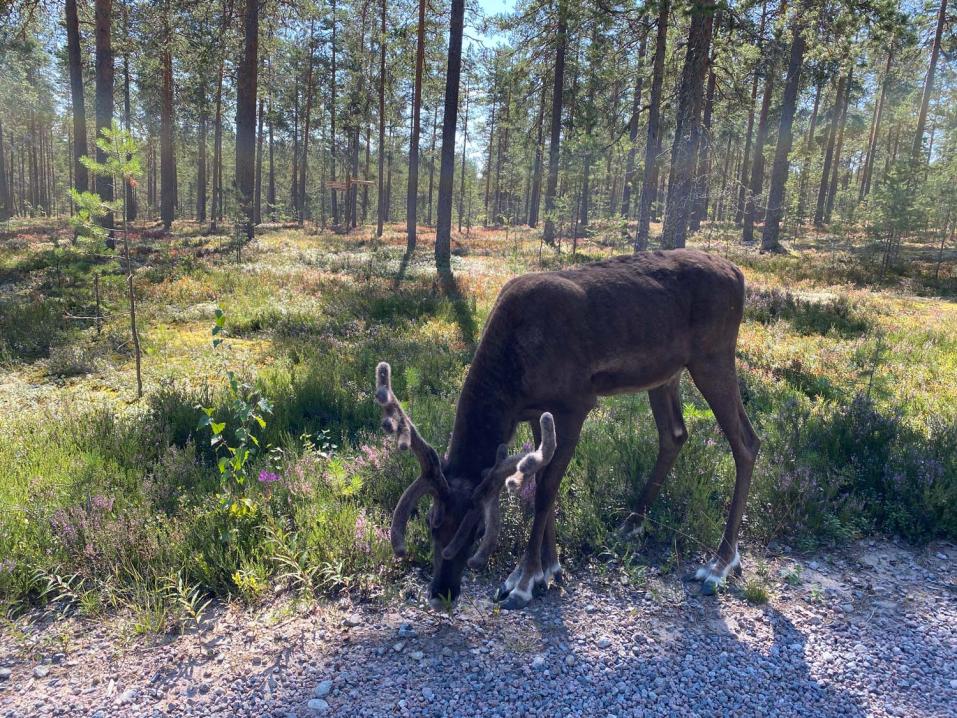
[694,549,741,595]
[498,588,533,610]
[543,561,564,587]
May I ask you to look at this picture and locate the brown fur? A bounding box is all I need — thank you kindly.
[378,249,760,608]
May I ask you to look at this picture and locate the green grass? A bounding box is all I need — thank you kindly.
[0,218,954,627]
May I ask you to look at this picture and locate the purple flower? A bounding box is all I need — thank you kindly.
[0,559,15,574]
[91,495,114,512]
[258,470,281,484]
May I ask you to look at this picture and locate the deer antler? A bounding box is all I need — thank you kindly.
[375,362,449,556]
[443,413,557,567]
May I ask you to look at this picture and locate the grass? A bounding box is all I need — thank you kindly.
[0,217,954,627]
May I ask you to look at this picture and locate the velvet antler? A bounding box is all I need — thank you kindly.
[375,362,449,556]
[443,413,557,568]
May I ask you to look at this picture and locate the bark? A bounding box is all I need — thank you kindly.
[860,51,891,200]
[796,80,822,222]
[235,0,259,240]
[406,0,427,252]
[458,75,470,232]
[434,0,465,271]
[912,0,947,162]
[210,62,224,231]
[426,107,437,225]
[689,64,716,231]
[254,96,264,224]
[762,27,806,251]
[660,0,713,249]
[814,73,845,226]
[742,66,775,243]
[160,42,176,230]
[376,0,387,237]
[329,0,339,225]
[635,0,669,250]
[197,105,208,223]
[483,87,496,226]
[298,27,316,225]
[267,108,276,220]
[123,8,136,221]
[528,80,547,227]
[542,4,568,245]
[620,32,647,219]
[825,70,851,223]
[735,0,768,225]
[94,0,114,231]
[0,119,7,220]
[66,0,89,195]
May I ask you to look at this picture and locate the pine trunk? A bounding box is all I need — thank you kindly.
[66,0,89,195]
[434,0,465,271]
[235,0,259,240]
[406,0,426,252]
[95,0,114,232]
[542,4,568,245]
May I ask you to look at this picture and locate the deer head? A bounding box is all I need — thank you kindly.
[374,361,556,607]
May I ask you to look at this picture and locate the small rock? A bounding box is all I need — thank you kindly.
[422,686,435,701]
[409,651,424,661]
[314,680,332,698]
[936,552,948,560]
[532,655,546,669]
[949,679,957,690]
[307,698,330,713]
[343,613,363,628]
[393,641,406,653]
[596,637,612,649]
[397,623,417,638]
[33,666,50,679]
[0,668,10,681]
[840,603,854,614]
[808,561,819,570]
[565,655,576,667]
[116,688,138,705]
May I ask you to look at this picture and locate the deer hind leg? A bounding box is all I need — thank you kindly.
[688,352,760,595]
[495,409,588,610]
[619,375,687,537]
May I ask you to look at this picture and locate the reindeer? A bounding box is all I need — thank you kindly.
[374,249,760,610]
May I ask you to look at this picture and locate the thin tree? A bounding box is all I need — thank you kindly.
[434,0,465,271]
[660,0,713,249]
[235,0,259,240]
[458,74,470,233]
[376,0,387,238]
[95,0,114,233]
[298,25,316,226]
[542,2,568,245]
[406,0,427,253]
[160,35,175,230]
[761,23,806,251]
[620,31,647,219]
[635,0,669,250]
[912,0,947,162]
[66,0,89,196]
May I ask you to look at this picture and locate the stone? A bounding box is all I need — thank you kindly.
[0,668,10,681]
[393,641,406,653]
[314,680,332,698]
[343,614,363,628]
[532,655,546,669]
[422,686,435,701]
[409,651,424,661]
[307,698,330,713]
[33,666,50,679]
[596,637,612,649]
[116,688,138,705]
[565,655,577,667]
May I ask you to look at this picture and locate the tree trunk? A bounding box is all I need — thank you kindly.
[635,0,669,250]
[329,0,339,225]
[406,0,426,252]
[796,80,822,222]
[210,62,224,231]
[235,0,259,240]
[620,32,647,219]
[660,0,713,249]
[375,0,387,237]
[742,65,774,243]
[761,26,806,251]
[267,109,276,220]
[197,106,208,223]
[458,75,470,232]
[814,73,845,227]
[860,51,891,200]
[825,70,851,223]
[160,42,176,230]
[735,0,767,226]
[0,119,7,220]
[528,80,547,227]
[94,0,114,232]
[434,0,465,271]
[483,87,496,226]
[912,0,947,162]
[298,26,315,225]
[689,64,716,231]
[542,3,568,245]
[66,0,89,195]
[254,96,264,224]
[427,106,437,225]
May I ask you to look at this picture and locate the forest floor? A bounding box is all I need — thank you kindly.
[0,537,955,718]
[1,219,956,717]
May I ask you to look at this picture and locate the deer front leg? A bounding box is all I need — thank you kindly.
[495,409,588,610]
[529,416,562,587]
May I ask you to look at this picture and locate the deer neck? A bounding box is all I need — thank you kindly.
[444,373,518,483]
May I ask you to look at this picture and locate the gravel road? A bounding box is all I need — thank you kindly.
[1,539,954,718]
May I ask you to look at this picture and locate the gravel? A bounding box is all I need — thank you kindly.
[0,539,953,718]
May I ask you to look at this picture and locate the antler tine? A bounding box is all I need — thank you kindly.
[375,362,449,495]
[390,477,432,557]
[505,412,557,492]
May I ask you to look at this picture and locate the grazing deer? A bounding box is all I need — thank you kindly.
[375,249,760,610]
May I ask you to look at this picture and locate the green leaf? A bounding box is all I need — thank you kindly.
[211,421,226,435]
[217,457,228,474]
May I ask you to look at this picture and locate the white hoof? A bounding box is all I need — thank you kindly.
[695,549,741,594]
